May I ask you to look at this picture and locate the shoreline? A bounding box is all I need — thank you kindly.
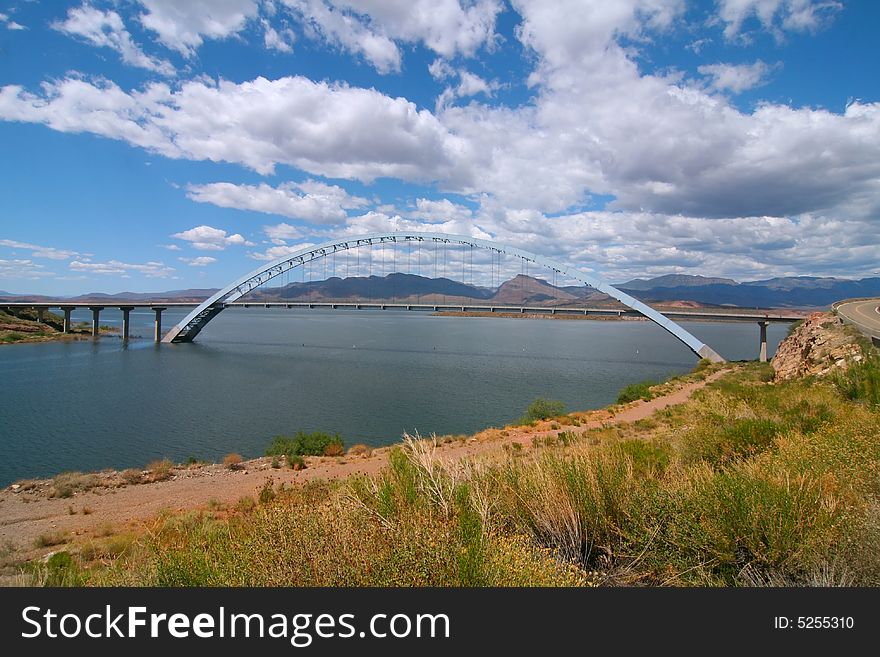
[0,366,728,562]
[1,308,119,345]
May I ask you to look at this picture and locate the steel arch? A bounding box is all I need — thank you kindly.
[162,232,725,362]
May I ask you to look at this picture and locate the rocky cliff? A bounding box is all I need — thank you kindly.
[771,312,864,381]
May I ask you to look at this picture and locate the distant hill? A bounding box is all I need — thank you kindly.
[68,289,219,302]
[619,274,737,291]
[619,276,880,308]
[2,274,878,309]
[0,289,218,303]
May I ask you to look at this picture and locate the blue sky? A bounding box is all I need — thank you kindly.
[0,0,878,295]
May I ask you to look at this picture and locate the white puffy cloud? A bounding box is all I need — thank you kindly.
[431,60,499,109]
[179,256,217,266]
[137,0,260,56]
[261,18,295,52]
[69,259,175,277]
[1,1,877,283]
[282,0,502,72]
[171,225,253,250]
[0,259,52,279]
[186,180,368,223]
[284,0,401,73]
[409,198,475,224]
[263,223,306,241]
[248,243,317,261]
[52,5,175,75]
[0,239,81,260]
[0,75,465,181]
[698,60,775,93]
[717,0,842,40]
[0,13,26,30]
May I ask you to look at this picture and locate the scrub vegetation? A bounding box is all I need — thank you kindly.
[19,344,880,587]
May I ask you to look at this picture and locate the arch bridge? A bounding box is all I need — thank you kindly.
[163,232,726,362]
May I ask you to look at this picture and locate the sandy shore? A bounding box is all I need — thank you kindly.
[0,370,724,560]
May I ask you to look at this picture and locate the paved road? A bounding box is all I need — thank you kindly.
[837,298,880,340]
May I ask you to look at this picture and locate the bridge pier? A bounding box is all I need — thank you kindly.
[120,306,133,341]
[89,306,104,337]
[758,321,769,362]
[36,307,46,324]
[153,307,166,342]
[62,307,72,333]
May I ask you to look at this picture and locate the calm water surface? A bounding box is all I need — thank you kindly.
[0,308,787,485]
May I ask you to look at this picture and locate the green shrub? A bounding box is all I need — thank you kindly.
[258,480,276,505]
[286,454,306,470]
[50,472,100,498]
[522,398,565,423]
[682,418,782,466]
[616,380,656,404]
[266,431,344,458]
[43,552,85,587]
[615,439,671,477]
[834,353,880,407]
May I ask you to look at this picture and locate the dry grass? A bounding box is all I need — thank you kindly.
[50,472,101,498]
[44,357,880,588]
[347,443,372,457]
[147,459,174,482]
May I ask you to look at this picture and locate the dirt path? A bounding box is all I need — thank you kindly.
[0,370,725,559]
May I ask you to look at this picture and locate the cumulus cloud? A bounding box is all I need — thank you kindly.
[431,59,499,109]
[0,75,465,181]
[52,5,175,75]
[248,243,317,261]
[179,256,217,266]
[717,0,843,40]
[137,0,260,56]
[0,239,81,260]
[698,60,776,93]
[1,1,877,282]
[171,225,253,250]
[283,0,502,72]
[0,259,51,279]
[263,223,307,241]
[261,18,295,52]
[69,259,175,277]
[186,180,369,223]
[0,12,26,30]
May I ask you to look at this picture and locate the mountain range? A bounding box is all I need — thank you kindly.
[2,274,878,308]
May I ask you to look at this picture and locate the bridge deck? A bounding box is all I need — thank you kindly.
[0,300,803,322]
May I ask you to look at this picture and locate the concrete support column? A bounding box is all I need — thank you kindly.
[36,307,45,324]
[153,307,166,342]
[89,307,104,337]
[758,321,769,362]
[120,306,133,342]
[62,307,72,333]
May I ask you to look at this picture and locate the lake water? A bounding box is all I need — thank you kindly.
[0,308,788,485]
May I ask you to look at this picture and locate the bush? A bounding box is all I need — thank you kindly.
[323,442,345,457]
[833,353,880,407]
[287,455,306,470]
[121,468,143,485]
[616,380,656,404]
[50,472,100,498]
[147,459,174,482]
[266,431,344,458]
[682,419,782,466]
[348,443,372,457]
[223,453,243,470]
[258,479,276,505]
[522,398,565,423]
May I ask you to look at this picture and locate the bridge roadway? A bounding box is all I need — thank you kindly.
[0,300,802,359]
[835,298,880,347]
